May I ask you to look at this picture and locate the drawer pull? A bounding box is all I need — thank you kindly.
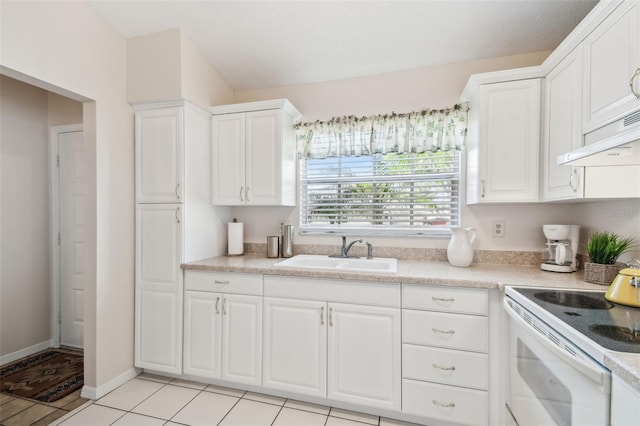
[432,363,456,371]
[432,296,455,303]
[432,328,456,335]
[432,400,456,408]
[329,307,334,327]
[320,306,325,326]
[215,297,220,315]
[214,280,230,285]
[223,298,227,315]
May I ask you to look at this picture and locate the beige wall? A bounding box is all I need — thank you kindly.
[1,1,133,389]
[0,76,52,356]
[127,29,233,108]
[49,92,83,126]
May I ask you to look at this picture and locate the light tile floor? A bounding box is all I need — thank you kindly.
[46,373,422,426]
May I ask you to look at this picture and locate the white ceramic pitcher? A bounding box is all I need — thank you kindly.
[447,227,476,267]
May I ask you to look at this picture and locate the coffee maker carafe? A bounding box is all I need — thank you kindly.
[541,224,580,273]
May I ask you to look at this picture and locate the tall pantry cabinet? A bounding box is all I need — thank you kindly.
[134,101,228,374]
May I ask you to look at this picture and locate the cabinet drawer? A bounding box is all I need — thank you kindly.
[403,310,488,353]
[402,284,488,315]
[402,379,488,426]
[184,270,262,295]
[403,344,488,390]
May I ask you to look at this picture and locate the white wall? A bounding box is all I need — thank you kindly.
[1,1,133,389]
[0,76,51,356]
[127,29,234,108]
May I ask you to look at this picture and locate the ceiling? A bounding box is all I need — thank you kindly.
[88,0,599,91]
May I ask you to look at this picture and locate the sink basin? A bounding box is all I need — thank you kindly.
[275,255,397,274]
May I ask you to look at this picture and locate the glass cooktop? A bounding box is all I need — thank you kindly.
[513,288,640,353]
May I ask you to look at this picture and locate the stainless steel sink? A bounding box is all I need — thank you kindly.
[275,255,397,274]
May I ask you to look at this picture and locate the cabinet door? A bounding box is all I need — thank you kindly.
[263,297,327,397]
[477,79,541,202]
[583,1,640,132]
[221,294,262,386]
[183,291,222,379]
[245,110,282,205]
[542,48,585,201]
[611,373,640,426]
[327,303,401,411]
[135,204,183,374]
[212,113,245,205]
[135,107,183,203]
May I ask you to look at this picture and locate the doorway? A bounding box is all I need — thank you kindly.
[51,124,85,349]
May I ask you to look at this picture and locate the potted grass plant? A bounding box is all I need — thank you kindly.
[584,231,636,285]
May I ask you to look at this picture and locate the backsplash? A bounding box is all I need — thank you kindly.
[244,243,544,266]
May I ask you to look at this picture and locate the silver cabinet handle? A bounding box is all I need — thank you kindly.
[432,328,455,335]
[481,179,486,198]
[432,296,455,303]
[433,400,456,408]
[215,297,220,315]
[433,363,456,371]
[175,207,180,223]
[569,168,578,192]
[222,298,227,315]
[320,306,325,326]
[245,187,250,202]
[214,280,230,285]
[329,307,333,327]
[630,68,640,100]
[240,187,244,202]
[175,183,181,199]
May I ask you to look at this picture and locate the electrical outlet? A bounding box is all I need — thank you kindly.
[492,220,506,238]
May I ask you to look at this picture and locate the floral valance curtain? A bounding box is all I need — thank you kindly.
[295,103,469,159]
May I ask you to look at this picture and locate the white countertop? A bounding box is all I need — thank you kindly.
[183,253,640,392]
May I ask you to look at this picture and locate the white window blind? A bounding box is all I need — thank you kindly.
[300,151,460,236]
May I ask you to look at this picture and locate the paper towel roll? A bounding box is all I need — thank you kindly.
[228,219,244,255]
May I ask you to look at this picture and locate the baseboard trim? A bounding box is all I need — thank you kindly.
[0,340,52,366]
[81,367,141,400]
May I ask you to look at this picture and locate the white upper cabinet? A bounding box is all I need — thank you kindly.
[211,99,301,206]
[582,0,640,132]
[466,79,541,204]
[135,107,184,204]
[542,48,585,201]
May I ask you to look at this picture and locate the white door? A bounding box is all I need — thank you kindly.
[245,110,281,205]
[184,291,222,379]
[58,130,85,349]
[327,303,401,411]
[135,107,183,203]
[263,297,327,397]
[135,203,183,374]
[478,79,541,202]
[212,113,245,205]
[221,294,262,385]
[542,48,584,201]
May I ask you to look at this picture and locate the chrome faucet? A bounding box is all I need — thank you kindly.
[330,236,363,258]
[365,242,374,260]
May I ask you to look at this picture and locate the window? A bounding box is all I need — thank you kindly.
[300,151,460,236]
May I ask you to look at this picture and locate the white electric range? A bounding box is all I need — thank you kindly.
[504,286,640,426]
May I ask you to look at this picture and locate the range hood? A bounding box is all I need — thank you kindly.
[557,110,640,166]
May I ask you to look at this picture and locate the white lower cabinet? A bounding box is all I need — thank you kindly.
[328,303,401,410]
[402,284,490,426]
[262,297,327,397]
[263,276,402,411]
[610,373,640,426]
[183,272,262,386]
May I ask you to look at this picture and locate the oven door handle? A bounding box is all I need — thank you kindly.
[503,298,605,386]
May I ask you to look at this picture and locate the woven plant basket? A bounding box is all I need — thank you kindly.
[584,262,623,286]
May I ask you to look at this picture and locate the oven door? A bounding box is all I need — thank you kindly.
[504,298,611,426]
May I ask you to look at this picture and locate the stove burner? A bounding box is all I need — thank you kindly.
[533,291,615,310]
[588,325,640,345]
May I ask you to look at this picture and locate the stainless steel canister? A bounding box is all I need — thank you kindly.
[281,225,294,258]
[267,236,279,258]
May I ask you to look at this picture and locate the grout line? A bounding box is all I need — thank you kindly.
[215,393,243,426]
[167,388,203,423]
[269,398,286,426]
